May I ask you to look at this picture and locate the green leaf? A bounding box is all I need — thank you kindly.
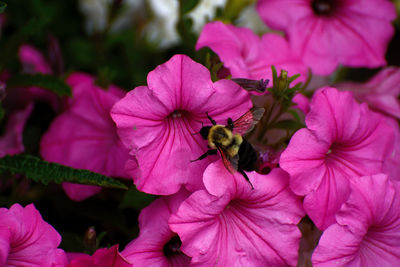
[287,74,301,83]
[287,109,302,122]
[180,0,199,15]
[0,155,128,189]
[7,74,72,97]
[0,1,6,13]
[119,187,156,210]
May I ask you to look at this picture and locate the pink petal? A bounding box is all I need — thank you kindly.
[256,0,311,31]
[62,183,103,202]
[196,21,260,78]
[257,0,396,75]
[336,67,400,119]
[19,44,52,74]
[382,118,400,180]
[196,21,308,82]
[147,55,216,113]
[0,103,33,157]
[313,174,400,266]
[303,172,351,230]
[0,204,67,266]
[41,72,131,201]
[170,162,304,266]
[281,87,395,230]
[111,55,252,195]
[69,245,131,267]
[292,93,310,115]
[259,34,308,82]
[122,190,191,266]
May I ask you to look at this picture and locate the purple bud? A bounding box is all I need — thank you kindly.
[231,78,269,93]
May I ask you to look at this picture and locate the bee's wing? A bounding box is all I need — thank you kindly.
[232,107,265,135]
[217,146,238,174]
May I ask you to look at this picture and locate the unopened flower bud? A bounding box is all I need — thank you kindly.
[231,78,269,93]
[83,226,97,251]
[277,69,288,91]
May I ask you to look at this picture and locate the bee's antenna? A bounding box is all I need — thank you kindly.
[191,131,200,136]
[206,112,216,125]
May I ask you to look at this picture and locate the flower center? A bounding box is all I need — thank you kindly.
[170,109,185,118]
[163,235,183,257]
[311,0,336,15]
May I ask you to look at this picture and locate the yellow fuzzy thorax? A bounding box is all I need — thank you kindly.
[226,134,243,157]
[208,125,233,149]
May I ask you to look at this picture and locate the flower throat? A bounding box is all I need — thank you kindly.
[163,235,183,257]
[311,0,336,15]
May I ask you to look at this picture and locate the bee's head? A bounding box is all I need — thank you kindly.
[200,126,211,140]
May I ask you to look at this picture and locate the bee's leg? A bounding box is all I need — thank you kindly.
[227,118,234,131]
[205,112,217,125]
[239,169,254,190]
[190,149,218,162]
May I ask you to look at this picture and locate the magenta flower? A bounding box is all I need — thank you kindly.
[292,93,310,115]
[0,103,33,157]
[257,0,396,75]
[382,118,400,181]
[0,203,67,266]
[121,190,191,266]
[40,72,132,201]
[111,54,252,195]
[312,174,400,266]
[196,21,308,82]
[19,44,52,74]
[68,245,131,267]
[336,67,400,120]
[280,87,395,230]
[169,161,304,266]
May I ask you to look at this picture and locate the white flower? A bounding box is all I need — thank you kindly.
[187,0,227,33]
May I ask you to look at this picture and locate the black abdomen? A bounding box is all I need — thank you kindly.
[238,139,257,171]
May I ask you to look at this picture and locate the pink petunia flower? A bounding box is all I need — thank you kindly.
[382,118,400,181]
[169,161,304,266]
[68,245,131,267]
[121,190,191,266]
[41,72,132,201]
[0,103,33,157]
[196,21,308,82]
[335,67,400,120]
[292,93,310,115]
[312,174,400,266]
[19,44,52,74]
[280,87,395,230]
[0,203,67,266]
[257,0,396,75]
[111,54,252,195]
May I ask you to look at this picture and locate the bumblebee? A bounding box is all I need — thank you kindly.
[192,107,265,189]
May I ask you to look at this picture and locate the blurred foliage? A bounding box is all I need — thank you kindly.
[0,17,51,72]
[0,1,6,13]
[7,74,72,96]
